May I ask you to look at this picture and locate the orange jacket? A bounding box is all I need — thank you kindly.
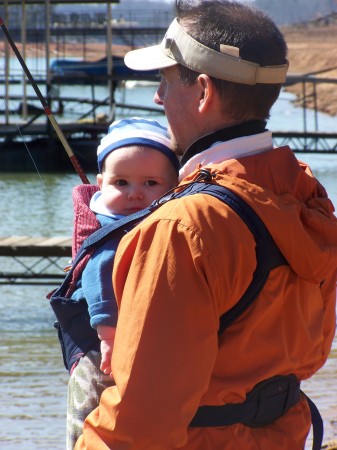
[76,146,337,449]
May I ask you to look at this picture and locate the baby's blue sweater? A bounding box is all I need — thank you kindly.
[72,213,124,329]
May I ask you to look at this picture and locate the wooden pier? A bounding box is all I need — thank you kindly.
[1,2,337,172]
[1,72,337,174]
[0,236,71,256]
[0,236,72,285]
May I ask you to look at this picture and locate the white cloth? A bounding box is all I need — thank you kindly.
[179,131,274,181]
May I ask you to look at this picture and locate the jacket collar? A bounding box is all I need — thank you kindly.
[181,120,267,166]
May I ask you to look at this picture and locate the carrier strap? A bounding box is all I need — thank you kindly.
[54,206,156,298]
[190,376,323,450]
[59,179,288,319]
[305,394,324,450]
[179,183,288,335]
[190,375,301,428]
[183,182,322,450]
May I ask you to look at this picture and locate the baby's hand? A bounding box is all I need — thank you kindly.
[100,339,115,374]
[97,325,116,374]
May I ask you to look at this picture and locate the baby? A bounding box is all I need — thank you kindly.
[67,117,179,449]
[90,117,180,372]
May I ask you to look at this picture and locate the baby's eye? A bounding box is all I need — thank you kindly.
[115,179,128,186]
[145,180,158,186]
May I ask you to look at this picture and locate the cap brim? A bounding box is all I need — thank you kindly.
[124,44,178,72]
[126,18,288,84]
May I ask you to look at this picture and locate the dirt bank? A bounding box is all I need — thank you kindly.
[283,24,337,116]
[0,41,128,59]
[1,23,337,116]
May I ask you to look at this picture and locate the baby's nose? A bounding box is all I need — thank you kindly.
[127,186,144,200]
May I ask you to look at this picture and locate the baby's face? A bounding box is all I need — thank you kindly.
[97,146,178,216]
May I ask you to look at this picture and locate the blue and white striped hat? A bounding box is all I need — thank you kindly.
[97,117,180,173]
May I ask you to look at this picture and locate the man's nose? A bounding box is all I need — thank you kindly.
[154,84,164,105]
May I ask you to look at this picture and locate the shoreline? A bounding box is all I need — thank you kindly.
[283,24,337,116]
[0,41,130,59]
[1,23,337,117]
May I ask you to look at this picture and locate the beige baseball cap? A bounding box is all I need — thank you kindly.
[124,18,288,85]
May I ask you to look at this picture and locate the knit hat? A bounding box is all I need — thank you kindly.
[97,117,180,173]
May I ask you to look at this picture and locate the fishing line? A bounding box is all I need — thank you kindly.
[0,16,90,184]
[2,94,47,190]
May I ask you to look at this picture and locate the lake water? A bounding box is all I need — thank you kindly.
[0,84,337,449]
[2,56,337,134]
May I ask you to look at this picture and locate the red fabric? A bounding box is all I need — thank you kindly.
[72,184,101,259]
[66,184,101,297]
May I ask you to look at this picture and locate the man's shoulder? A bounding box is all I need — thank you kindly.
[140,182,251,236]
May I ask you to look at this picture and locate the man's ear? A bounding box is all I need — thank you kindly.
[197,74,214,113]
[97,173,103,189]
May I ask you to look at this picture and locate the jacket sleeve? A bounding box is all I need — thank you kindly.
[75,199,256,449]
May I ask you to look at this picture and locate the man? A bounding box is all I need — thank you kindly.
[76,1,337,449]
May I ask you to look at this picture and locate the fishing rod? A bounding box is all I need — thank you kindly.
[0,16,90,184]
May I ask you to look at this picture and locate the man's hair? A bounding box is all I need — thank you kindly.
[175,0,288,121]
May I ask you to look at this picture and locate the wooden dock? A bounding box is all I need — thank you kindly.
[0,236,72,285]
[0,236,72,257]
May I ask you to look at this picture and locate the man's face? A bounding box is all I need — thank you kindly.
[154,66,200,156]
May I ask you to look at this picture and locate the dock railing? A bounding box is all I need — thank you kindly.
[0,236,71,285]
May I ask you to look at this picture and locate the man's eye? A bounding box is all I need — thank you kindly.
[115,180,127,186]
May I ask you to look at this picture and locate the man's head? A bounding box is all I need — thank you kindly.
[124,1,288,154]
[96,117,179,215]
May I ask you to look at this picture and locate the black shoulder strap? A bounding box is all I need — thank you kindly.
[186,184,321,450]
[56,178,288,333]
[77,207,153,256]
[53,206,156,297]
[192,183,288,336]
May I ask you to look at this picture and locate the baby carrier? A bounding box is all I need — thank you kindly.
[49,170,323,449]
[49,183,102,373]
